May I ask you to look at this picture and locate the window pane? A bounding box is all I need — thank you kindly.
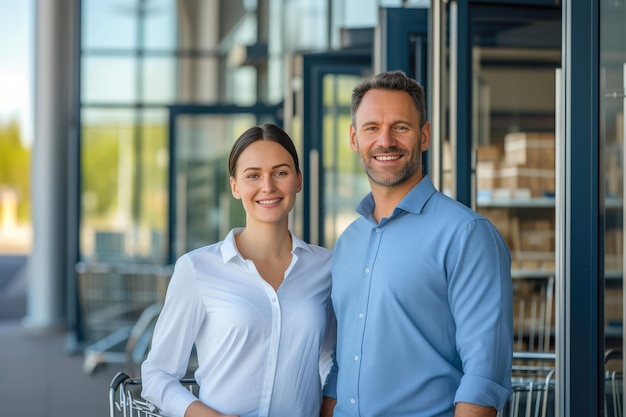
[80,108,169,264]
[143,0,177,50]
[142,56,176,103]
[82,57,138,103]
[601,0,626,392]
[172,114,258,259]
[178,56,221,103]
[82,0,138,49]
[322,74,366,248]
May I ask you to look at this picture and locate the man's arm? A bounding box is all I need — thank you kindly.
[454,402,496,417]
[320,396,337,417]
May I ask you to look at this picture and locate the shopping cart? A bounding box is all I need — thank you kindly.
[605,348,624,417]
[77,262,173,374]
[109,372,198,417]
[499,351,556,417]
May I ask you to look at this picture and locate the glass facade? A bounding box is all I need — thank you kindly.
[601,0,626,403]
[70,0,626,412]
[78,0,416,264]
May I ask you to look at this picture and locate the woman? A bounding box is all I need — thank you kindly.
[141,124,335,417]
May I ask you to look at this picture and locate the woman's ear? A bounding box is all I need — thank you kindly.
[296,171,303,193]
[230,176,241,199]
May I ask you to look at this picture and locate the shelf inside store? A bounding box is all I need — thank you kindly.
[511,269,554,279]
[477,195,555,208]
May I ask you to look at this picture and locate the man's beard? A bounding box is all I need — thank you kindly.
[360,147,421,187]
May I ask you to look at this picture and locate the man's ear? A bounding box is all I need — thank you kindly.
[420,121,431,152]
[350,124,358,152]
[230,177,241,199]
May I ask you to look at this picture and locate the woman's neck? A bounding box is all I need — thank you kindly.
[235,223,292,261]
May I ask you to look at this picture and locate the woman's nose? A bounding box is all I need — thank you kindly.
[260,175,276,192]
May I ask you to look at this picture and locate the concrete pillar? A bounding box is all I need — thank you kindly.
[25,0,76,330]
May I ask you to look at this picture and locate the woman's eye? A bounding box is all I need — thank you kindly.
[275,171,287,177]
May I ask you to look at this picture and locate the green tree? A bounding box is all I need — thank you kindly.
[0,119,31,221]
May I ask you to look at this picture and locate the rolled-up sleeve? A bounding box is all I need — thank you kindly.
[449,218,513,409]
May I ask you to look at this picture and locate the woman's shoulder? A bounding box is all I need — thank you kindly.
[175,240,225,266]
[292,234,332,258]
[305,243,332,257]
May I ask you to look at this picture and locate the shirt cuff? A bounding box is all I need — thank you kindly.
[322,373,338,399]
[454,374,512,410]
[163,388,199,417]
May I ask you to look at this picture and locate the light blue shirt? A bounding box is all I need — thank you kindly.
[324,176,513,417]
[142,228,335,417]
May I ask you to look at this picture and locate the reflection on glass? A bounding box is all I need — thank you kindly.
[143,0,177,50]
[469,16,560,356]
[457,8,562,414]
[172,115,257,259]
[80,109,169,264]
[82,0,137,49]
[82,57,138,103]
[178,57,221,103]
[601,0,626,402]
[322,74,368,248]
[142,57,177,103]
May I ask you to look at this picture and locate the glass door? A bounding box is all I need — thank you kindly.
[441,1,562,414]
[378,7,430,173]
[301,50,371,247]
[601,0,626,414]
[299,6,429,248]
[167,104,282,263]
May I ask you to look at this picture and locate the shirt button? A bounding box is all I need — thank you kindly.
[350,398,356,404]
[376,228,380,233]
[358,313,364,319]
[272,298,277,302]
[365,268,370,273]
[354,355,359,361]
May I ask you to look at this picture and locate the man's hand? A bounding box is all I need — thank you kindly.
[454,402,497,417]
[320,396,337,417]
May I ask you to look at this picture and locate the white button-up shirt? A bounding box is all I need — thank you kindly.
[141,228,335,417]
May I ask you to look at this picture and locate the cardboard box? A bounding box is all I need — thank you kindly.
[476,161,500,191]
[498,165,555,197]
[476,145,503,162]
[504,132,555,169]
[521,230,554,252]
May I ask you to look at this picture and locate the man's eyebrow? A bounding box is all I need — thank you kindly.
[359,119,414,126]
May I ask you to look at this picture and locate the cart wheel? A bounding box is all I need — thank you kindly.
[83,353,102,374]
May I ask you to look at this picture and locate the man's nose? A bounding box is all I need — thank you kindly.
[377,128,396,148]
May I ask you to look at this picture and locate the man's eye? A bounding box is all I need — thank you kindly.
[275,171,287,177]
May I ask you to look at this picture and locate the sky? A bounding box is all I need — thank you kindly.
[0,0,33,145]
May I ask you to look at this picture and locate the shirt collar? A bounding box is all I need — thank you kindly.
[356,175,437,221]
[220,227,313,264]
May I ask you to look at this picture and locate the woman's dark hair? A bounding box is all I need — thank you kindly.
[228,123,300,178]
[351,70,427,128]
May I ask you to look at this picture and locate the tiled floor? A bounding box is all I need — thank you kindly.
[0,320,120,417]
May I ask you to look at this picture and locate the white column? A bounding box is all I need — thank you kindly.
[25,0,76,330]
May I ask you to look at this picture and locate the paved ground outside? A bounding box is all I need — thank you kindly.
[0,319,122,417]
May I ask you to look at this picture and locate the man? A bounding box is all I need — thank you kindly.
[322,70,513,417]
